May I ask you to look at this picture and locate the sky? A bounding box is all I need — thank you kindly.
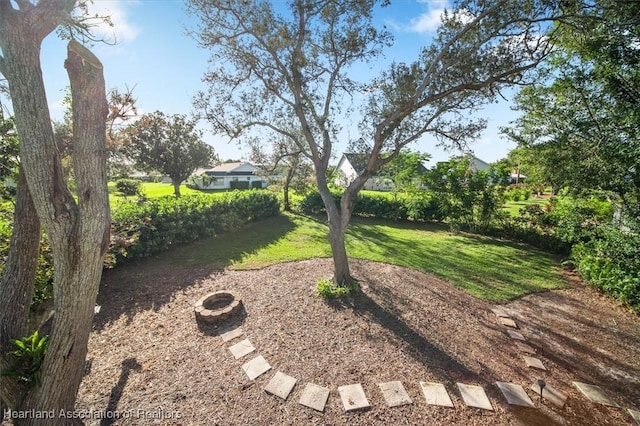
[28,0,521,166]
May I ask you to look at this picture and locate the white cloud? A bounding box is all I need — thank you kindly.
[388,0,450,34]
[85,0,141,45]
[407,8,445,33]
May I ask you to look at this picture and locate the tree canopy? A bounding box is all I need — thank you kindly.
[505,0,640,207]
[124,111,217,196]
[187,0,565,285]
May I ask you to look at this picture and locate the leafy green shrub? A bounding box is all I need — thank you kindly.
[546,196,613,244]
[115,178,143,196]
[316,278,359,299]
[572,226,640,312]
[295,189,447,222]
[108,190,279,265]
[1,330,49,388]
[0,205,54,305]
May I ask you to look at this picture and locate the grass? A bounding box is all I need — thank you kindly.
[502,197,550,216]
[108,182,225,206]
[166,212,565,302]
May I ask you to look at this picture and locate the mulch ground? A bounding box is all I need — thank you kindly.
[73,256,640,425]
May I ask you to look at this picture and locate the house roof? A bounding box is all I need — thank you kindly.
[340,153,370,174]
[197,162,256,176]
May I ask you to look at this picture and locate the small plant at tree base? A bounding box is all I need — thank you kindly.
[316,278,359,299]
[1,330,49,388]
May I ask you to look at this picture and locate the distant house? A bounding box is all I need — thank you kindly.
[466,156,491,173]
[191,162,266,190]
[335,153,428,191]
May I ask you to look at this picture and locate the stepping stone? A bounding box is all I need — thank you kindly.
[515,341,537,354]
[264,371,297,400]
[338,383,370,412]
[507,330,526,341]
[491,307,510,318]
[299,383,330,412]
[378,381,412,407]
[524,356,547,371]
[228,338,255,359]
[241,355,271,380]
[420,382,454,408]
[499,317,518,328]
[628,408,640,426]
[572,382,620,407]
[219,326,243,342]
[496,381,535,408]
[457,383,493,411]
[530,381,567,408]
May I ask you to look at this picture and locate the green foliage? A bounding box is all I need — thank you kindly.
[316,278,359,299]
[115,178,143,196]
[572,225,640,312]
[504,185,532,202]
[0,204,54,305]
[1,330,49,388]
[377,149,430,194]
[295,189,447,223]
[423,158,507,231]
[109,190,279,265]
[123,111,217,195]
[506,2,640,208]
[545,196,613,245]
[0,111,19,200]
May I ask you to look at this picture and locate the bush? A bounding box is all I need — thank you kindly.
[0,205,54,306]
[108,190,279,265]
[294,189,447,222]
[572,226,640,312]
[316,278,359,299]
[115,178,143,196]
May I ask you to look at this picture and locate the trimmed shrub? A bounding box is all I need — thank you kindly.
[115,178,142,196]
[108,190,279,265]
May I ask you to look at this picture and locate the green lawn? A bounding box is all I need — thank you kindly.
[108,182,220,206]
[167,212,565,302]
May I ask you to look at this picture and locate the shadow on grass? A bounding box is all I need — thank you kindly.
[346,217,565,302]
[94,215,296,331]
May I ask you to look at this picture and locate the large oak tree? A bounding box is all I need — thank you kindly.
[0,1,110,421]
[123,111,217,196]
[187,0,564,286]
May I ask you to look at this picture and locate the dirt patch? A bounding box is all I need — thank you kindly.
[75,258,640,425]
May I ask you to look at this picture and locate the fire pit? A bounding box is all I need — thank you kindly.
[194,291,243,325]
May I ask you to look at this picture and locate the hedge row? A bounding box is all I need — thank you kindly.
[294,190,446,222]
[109,190,279,265]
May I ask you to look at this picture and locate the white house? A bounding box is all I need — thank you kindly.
[334,153,429,191]
[335,153,394,191]
[191,162,266,190]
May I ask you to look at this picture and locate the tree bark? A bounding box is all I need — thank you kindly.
[173,180,181,197]
[2,33,109,423]
[0,169,41,408]
[315,171,355,286]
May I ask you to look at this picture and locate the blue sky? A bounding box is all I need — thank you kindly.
[34,0,519,165]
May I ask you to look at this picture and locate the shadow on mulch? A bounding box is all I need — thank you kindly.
[326,289,484,386]
[93,216,296,332]
[99,358,142,426]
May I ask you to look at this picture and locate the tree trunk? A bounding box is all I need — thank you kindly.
[2,34,109,422]
[283,167,294,211]
[316,173,354,286]
[0,169,41,408]
[173,180,181,197]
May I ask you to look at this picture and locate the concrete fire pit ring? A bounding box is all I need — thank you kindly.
[194,291,243,325]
